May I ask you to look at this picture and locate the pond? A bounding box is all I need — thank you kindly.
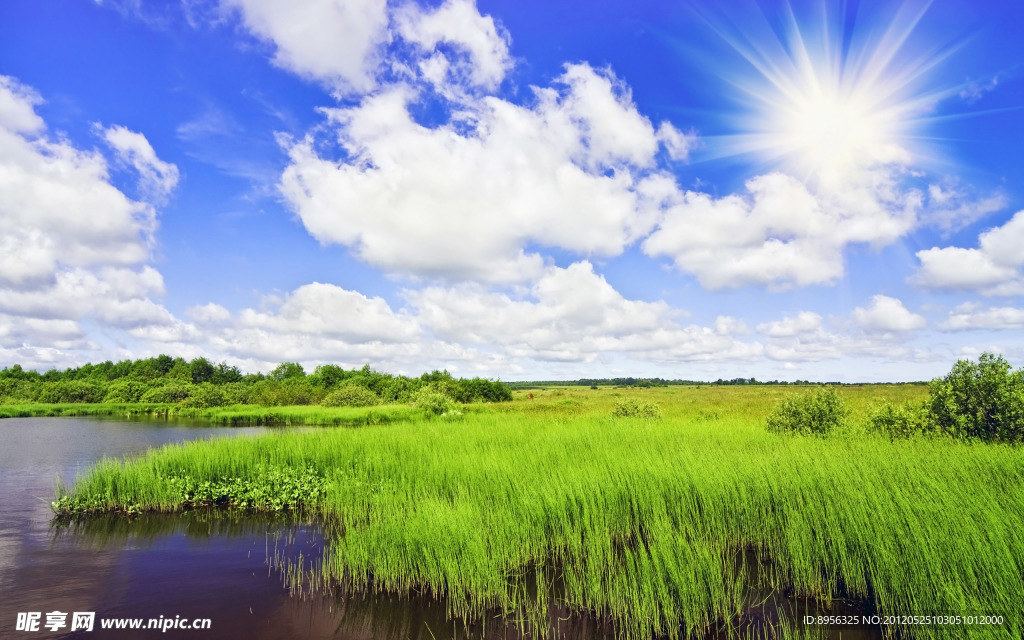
[0,418,616,639]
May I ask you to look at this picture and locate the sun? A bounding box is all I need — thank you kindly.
[705,0,955,182]
[774,85,893,176]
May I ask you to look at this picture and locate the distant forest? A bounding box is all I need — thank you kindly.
[507,377,928,389]
[0,356,511,407]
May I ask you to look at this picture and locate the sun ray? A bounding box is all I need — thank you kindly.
[688,0,969,182]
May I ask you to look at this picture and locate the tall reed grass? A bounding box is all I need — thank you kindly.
[56,386,1021,639]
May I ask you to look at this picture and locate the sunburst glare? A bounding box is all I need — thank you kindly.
[701,0,961,183]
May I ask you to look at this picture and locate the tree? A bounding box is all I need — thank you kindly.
[189,357,216,384]
[928,352,1024,443]
[269,362,305,381]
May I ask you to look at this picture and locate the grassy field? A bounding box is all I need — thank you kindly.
[52,385,1024,639]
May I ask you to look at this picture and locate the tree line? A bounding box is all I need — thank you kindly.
[0,357,512,408]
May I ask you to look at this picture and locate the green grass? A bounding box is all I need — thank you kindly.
[53,385,1023,639]
[0,402,176,419]
[0,402,423,425]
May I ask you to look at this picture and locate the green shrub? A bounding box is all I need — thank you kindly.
[140,383,193,403]
[177,383,228,409]
[0,378,39,403]
[927,352,1024,443]
[102,378,151,403]
[612,398,663,419]
[37,380,105,403]
[322,383,380,408]
[766,387,846,436]
[866,401,934,440]
[415,387,459,416]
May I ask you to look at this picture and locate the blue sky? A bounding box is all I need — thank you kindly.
[1,0,1023,381]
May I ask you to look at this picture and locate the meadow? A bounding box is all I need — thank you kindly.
[51,383,1024,639]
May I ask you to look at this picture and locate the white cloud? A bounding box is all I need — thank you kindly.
[0,77,181,354]
[394,0,511,91]
[656,121,698,162]
[757,312,824,338]
[0,119,156,288]
[852,295,926,332]
[941,304,1024,331]
[407,261,762,364]
[190,288,427,368]
[756,309,924,363]
[923,182,1006,232]
[235,282,420,343]
[186,302,232,325]
[714,316,750,336]
[222,0,390,94]
[960,74,1000,103]
[280,64,684,283]
[0,313,89,350]
[643,169,921,290]
[0,76,44,134]
[910,210,1024,293]
[98,124,180,201]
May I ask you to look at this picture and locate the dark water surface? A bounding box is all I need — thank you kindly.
[0,418,881,639]
[0,418,340,639]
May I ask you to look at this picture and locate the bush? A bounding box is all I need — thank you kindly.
[322,384,380,408]
[612,398,663,419]
[866,401,934,440]
[927,352,1024,443]
[140,383,193,403]
[0,379,39,403]
[766,387,846,436]
[102,378,151,403]
[177,383,228,409]
[415,387,459,416]
[37,380,105,404]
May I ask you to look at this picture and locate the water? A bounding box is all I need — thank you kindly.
[0,417,333,639]
[0,417,882,639]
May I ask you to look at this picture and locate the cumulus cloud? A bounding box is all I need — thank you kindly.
[0,76,44,134]
[910,210,1024,294]
[0,313,90,351]
[98,124,181,201]
[186,283,431,368]
[235,282,420,343]
[757,312,824,338]
[0,76,181,354]
[281,63,686,283]
[220,0,512,97]
[643,169,921,290]
[394,0,511,91]
[852,295,926,332]
[0,104,159,288]
[406,261,762,364]
[756,308,925,363]
[922,182,1006,233]
[169,264,761,373]
[941,303,1024,331]
[221,0,390,94]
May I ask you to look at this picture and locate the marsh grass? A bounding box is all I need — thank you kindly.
[55,385,1022,639]
[0,402,176,419]
[1,402,422,425]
